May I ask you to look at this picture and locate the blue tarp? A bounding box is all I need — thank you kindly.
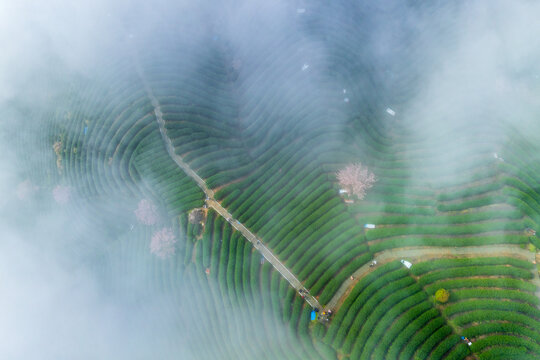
[84,126,88,135]
[310,311,316,321]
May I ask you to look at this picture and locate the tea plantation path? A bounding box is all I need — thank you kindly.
[135,63,323,311]
[325,244,540,312]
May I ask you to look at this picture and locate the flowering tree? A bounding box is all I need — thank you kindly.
[52,185,71,204]
[336,163,376,200]
[16,180,38,200]
[150,227,177,259]
[134,199,159,225]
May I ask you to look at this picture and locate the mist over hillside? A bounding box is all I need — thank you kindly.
[2,1,540,359]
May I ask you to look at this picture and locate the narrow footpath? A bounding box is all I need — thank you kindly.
[135,64,322,311]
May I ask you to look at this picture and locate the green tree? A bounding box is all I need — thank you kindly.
[435,288,450,303]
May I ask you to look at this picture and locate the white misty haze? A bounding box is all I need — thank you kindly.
[405,1,540,132]
[0,1,303,359]
[0,136,197,359]
[2,0,540,359]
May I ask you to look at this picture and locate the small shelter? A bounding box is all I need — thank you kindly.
[400,259,412,269]
[364,224,376,229]
[386,108,396,116]
[310,310,317,321]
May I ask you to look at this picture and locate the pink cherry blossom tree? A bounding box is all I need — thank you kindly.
[150,227,177,259]
[336,163,376,200]
[16,180,38,200]
[52,185,71,204]
[134,199,159,225]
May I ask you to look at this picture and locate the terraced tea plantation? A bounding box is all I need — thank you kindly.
[8,1,540,359]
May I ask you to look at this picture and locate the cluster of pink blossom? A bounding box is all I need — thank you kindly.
[134,199,159,225]
[150,227,177,259]
[16,180,38,200]
[336,163,376,200]
[52,185,71,204]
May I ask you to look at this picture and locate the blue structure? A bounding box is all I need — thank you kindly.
[310,310,317,321]
[84,126,88,135]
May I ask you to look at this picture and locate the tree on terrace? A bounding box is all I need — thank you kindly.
[336,163,376,200]
[135,199,159,225]
[52,185,71,204]
[16,180,38,200]
[435,288,450,303]
[150,227,177,259]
